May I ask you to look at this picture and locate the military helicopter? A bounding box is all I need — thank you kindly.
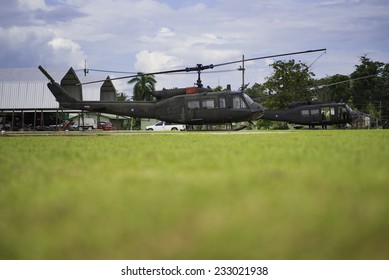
[262,101,360,129]
[38,49,326,127]
[260,75,377,128]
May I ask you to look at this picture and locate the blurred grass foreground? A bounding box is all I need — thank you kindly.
[0,130,388,259]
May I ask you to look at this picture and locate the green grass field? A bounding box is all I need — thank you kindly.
[0,130,388,259]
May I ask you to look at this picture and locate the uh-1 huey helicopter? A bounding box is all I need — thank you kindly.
[262,101,360,129]
[38,48,326,128]
[260,75,374,129]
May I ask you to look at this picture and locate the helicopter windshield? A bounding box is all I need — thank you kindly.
[345,104,353,112]
[243,93,254,107]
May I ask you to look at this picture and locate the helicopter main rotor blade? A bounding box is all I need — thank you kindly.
[79,67,192,85]
[79,48,326,85]
[213,48,327,67]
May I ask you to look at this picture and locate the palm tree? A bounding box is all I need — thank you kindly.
[128,73,156,101]
[127,73,156,129]
[116,92,128,101]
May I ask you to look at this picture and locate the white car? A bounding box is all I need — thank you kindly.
[146,121,186,131]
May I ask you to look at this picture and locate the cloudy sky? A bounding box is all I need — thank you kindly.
[1,0,388,94]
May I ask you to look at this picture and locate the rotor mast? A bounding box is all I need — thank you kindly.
[185,64,214,88]
[238,54,245,90]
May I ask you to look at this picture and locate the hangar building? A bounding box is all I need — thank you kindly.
[0,67,129,130]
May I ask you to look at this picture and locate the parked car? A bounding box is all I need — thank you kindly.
[71,118,96,131]
[0,123,11,131]
[146,121,186,131]
[97,121,113,130]
[49,120,74,131]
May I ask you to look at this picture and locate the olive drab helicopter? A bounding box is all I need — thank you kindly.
[262,101,360,129]
[38,49,326,127]
[260,75,374,128]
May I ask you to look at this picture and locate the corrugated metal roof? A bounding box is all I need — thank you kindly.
[0,81,58,109]
[0,68,116,109]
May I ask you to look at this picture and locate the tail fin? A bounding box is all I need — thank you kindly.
[38,66,78,104]
[47,82,78,103]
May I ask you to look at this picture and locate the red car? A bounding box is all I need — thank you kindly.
[97,122,113,130]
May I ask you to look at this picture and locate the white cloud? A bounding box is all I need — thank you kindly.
[18,0,47,11]
[48,37,80,52]
[0,26,52,65]
[140,27,176,44]
[48,38,85,68]
[159,27,176,37]
[135,50,183,72]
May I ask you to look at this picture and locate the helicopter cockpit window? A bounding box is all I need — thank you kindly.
[244,93,254,107]
[202,99,215,109]
[233,96,247,109]
[188,100,200,109]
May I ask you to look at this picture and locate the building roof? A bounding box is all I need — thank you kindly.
[0,67,116,110]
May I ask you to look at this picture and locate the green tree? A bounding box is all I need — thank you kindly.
[116,92,128,101]
[379,63,389,127]
[262,59,315,110]
[128,73,156,101]
[245,83,268,103]
[350,56,389,127]
[213,85,223,92]
[127,73,156,129]
[350,56,383,110]
[313,74,352,103]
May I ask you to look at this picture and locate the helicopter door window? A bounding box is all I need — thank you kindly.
[233,96,246,109]
[321,107,330,121]
[188,100,200,109]
[310,109,319,116]
[219,97,226,109]
[339,106,343,118]
[330,107,336,116]
[301,110,310,116]
[340,106,348,119]
[202,99,215,109]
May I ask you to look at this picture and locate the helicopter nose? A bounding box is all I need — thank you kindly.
[250,102,265,120]
[350,111,360,122]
